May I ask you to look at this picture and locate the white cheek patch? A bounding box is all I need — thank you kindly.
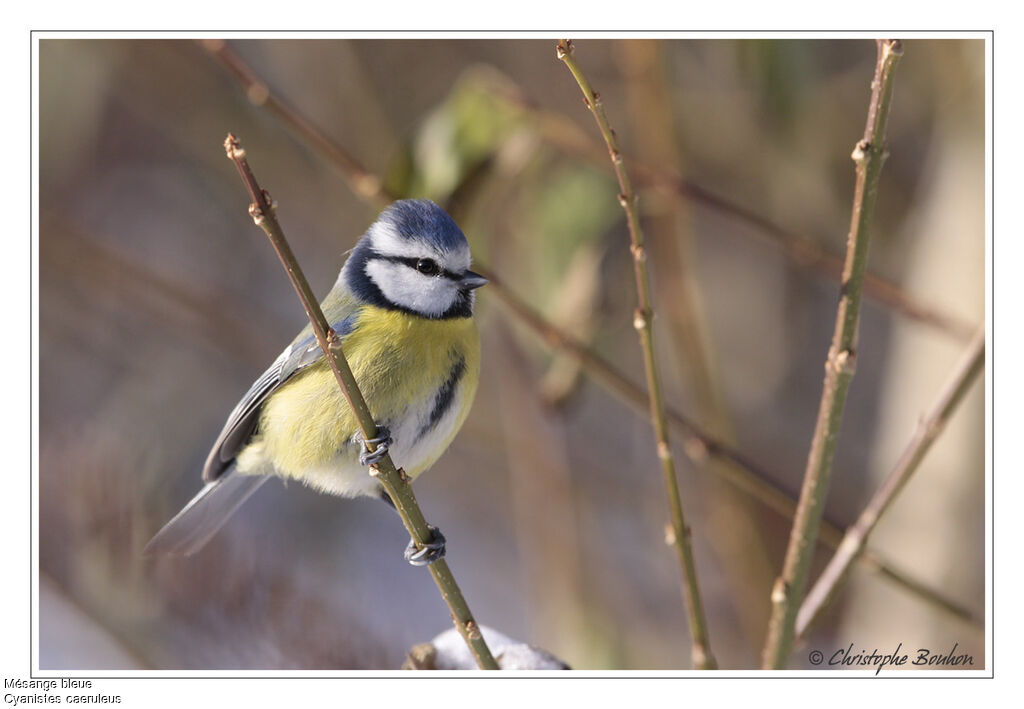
[365,259,459,318]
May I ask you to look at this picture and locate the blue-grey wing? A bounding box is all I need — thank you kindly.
[201,312,358,482]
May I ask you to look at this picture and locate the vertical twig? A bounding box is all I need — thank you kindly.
[223,134,499,671]
[797,327,985,636]
[761,39,904,670]
[556,38,717,670]
[616,40,777,642]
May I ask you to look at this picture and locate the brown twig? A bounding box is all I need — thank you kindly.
[762,39,904,670]
[796,327,985,636]
[557,38,717,670]
[202,40,393,208]
[223,134,498,670]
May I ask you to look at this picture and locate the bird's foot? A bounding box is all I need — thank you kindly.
[357,425,393,466]
[404,525,446,567]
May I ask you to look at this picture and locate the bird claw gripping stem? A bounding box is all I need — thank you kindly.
[405,525,447,567]
[357,425,393,466]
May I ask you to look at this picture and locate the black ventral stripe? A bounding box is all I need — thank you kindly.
[417,354,467,440]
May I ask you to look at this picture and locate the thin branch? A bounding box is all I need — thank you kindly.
[797,327,985,636]
[223,134,499,671]
[762,39,904,670]
[199,41,980,634]
[474,70,974,342]
[556,38,716,670]
[202,40,393,208]
[617,41,774,641]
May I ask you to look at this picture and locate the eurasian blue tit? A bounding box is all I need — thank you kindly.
[145,199,486,565]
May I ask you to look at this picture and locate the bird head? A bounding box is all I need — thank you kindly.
[342,200,487,319]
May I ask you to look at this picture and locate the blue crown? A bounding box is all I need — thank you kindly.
[378,200,468,252]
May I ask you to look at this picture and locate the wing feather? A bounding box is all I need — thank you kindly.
[201,312,359,482]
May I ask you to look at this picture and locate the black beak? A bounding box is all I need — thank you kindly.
[460,270,488,290]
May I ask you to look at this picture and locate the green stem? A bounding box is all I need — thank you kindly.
[796,327,985,636]
[761,39,904,670]
[556,38,716,670]
[223,134,499,671]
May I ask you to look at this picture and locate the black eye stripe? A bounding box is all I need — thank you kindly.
[376,255,461,281]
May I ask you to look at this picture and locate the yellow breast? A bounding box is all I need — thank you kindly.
[244,306,480,488]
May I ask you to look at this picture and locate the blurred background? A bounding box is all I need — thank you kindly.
[37,37,985,671]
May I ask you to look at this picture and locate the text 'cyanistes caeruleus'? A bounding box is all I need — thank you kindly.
[146,199,486,565]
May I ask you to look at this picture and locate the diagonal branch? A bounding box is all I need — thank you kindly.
[223,134,498,671]
[796,327,985,636]
[762,39,904,670]
[557,38,716,670]
[203,40,393,208]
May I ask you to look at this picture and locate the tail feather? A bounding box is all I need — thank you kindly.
[144,470,269,556]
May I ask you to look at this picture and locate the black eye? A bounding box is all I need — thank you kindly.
[416,258,440,275]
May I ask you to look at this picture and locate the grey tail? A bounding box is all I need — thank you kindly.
[143,468,269,557]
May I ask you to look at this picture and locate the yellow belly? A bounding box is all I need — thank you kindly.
[236,307,480,496]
